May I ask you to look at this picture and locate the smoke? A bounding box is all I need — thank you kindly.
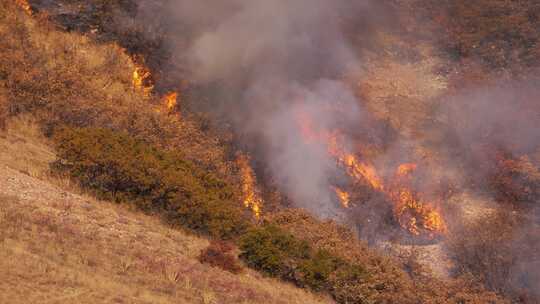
[135,0,540,249]
[135,0,377,217]
[436,75,540,188]
[434,75,540,300]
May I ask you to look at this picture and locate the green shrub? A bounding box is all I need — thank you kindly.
[239,225,311,278]
[239,224,379,300]
[52,127,250,238]
[297,249,343,291]
[0,4,233,179]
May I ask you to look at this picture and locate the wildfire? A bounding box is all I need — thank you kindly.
[237,154,263,218]
[162,91,178,112]
[392,188,446,236]
[340,154,384,191]
[296,109,446,238]
[390,164,447,237]
[333,187,351,208]
[297,111,384,191]
[15,0,32,15]
[132,64,154,96]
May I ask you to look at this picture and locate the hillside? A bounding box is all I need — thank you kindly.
[2,0,538,303]
[0,124,332,304]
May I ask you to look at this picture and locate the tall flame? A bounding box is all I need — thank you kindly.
[237,154,263,218]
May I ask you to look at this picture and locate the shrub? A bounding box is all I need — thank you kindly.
[447,212,540,302]
[265,209,510,304]
[52,127,250,238]
[198,240,242,274]
[297,249,343,291]
[0,2,233,181]
[239,225,311,278]
[238,223,387,301]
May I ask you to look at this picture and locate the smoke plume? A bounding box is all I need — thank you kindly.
[136,0,378,217]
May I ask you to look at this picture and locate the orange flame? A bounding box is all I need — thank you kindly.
[390,164,446,237]
[297,111,384,190]
[15,0,32,15]
[237,154,263,218]
[333,187,351,208]
[296,109,446,238]
[132,64,154,96]
[392,188,446,236]
[112,46,155,97]
[340,154,384,191]
[162,91,178,112]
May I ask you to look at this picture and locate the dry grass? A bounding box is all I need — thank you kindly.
[357,31,448,140]
[0,0,237,183]
[0,116,55,178]
[0,5,332,302]
[266,209,508,304]
[0,164,333,304]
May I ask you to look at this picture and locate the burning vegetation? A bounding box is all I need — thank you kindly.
[237,154,263,218]
[15,0,31,15]
[131,55,154,97]
[390,164,446,238]
[4,0,540,302]
[114,45,180,114]
[297,108,446,239]
[161,91,178,112]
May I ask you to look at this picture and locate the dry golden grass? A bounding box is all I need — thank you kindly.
[357,31,448,139]
[0,0,237,183]
[0,116,331,304]
[0,116,55,178]
[0,163,333,304]
[0,6,332,302]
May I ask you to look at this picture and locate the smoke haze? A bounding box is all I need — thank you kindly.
[135,0,378,217]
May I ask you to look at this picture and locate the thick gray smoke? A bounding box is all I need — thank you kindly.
[136,0,373,217]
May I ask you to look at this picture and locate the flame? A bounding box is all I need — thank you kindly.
[392,188,446,236]
[132,63,154,96]
[390,164,447,237]
[341,154,384,191]
[162,91,178,112]
[333,187,351,208]
[114,47,154,96]
[15,0,32,15]
[296,108,446,238]
[297,111,384,190]
[396,163,417,177]
[237,154,263,218]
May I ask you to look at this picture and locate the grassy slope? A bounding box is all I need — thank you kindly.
[0,1,519,303]
[0,123,332,304]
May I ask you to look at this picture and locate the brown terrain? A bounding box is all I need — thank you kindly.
[0,120,332,304]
